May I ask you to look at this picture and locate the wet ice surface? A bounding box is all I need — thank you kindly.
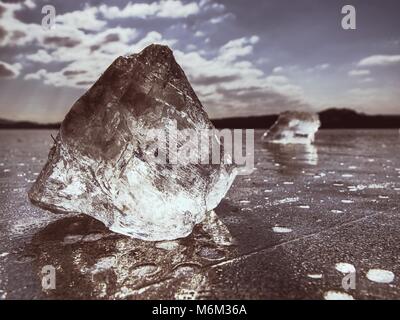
[0,129,400,299]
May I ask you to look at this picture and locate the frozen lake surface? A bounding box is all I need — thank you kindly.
[0,129,399,299]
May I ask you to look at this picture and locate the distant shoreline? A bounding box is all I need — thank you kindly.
[1,108,400,129]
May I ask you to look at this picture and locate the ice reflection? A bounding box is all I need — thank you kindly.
[27,211,236,299]
[264,143,319,173]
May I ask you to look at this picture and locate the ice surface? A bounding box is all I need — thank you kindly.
[261,111,320,144]
[28,44,237,241]
[2,129,400,299]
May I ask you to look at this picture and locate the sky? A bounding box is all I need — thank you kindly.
[0,0,399,122]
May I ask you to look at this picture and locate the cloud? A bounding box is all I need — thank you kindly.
[99,0,200,19]
[24,33,267,93]
[348,69,370,77]
[318,63,330,70]
[307,63,330,72]
[209,13,234,24]
[0,25,6,42]
[24,0,35,9]
[63,70,87,76]
[191,74,239,86]
[218,36,259,62]
[1,0,309,118]
[25,26,139,63]
[0,60,21,78]
[359,77,374,83]
[43,36,81,48]
[194,31,205,37]
[55,7,106,32]
[0,2,109,47]
[342,86,398,115]
[213,86,308,117]
[25,49,53,63]
[0,1,37,46]
[24,68,47,80]
[199,0,225,12]
[358,55,400,66]
[24,31,176,88]
[265,75,289,85]
[174,36,307,117]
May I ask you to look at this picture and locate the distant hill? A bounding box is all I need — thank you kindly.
[318,108,400,129]
[0,119,60,129]
[212,108,400,129]
[1,108,400,129]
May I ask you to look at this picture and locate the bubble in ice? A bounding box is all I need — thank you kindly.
[197,246,225,260]
[335,262,356,274]
[130,264,159,277]
[341,200,354,204]
[274,197,299,205]
[307,274,322,279]
[155,241,180,251]
[0,290,7,299]
[82,233,105,242]
[324,291,354,300]
[272,226,293,233]
[89,256,116,274]
[368,183,387,189]
[63,235,83,245]
[366,269,395,284]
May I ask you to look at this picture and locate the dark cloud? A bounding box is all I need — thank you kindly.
[0,25,7,42]
[214,86,309,116]
[0,5,5,18]
[0,5,6,43]
[43,36,81,48]
[191,74,239,86]
[10,30,25,41]
[216,86,279,102]
[63,70,87,76]
[103,33,120,43]
[90,44,100,52]
[89,33,121,52]
[0,62,17,78]
[1,0,24,3]
[75,81,93,86]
